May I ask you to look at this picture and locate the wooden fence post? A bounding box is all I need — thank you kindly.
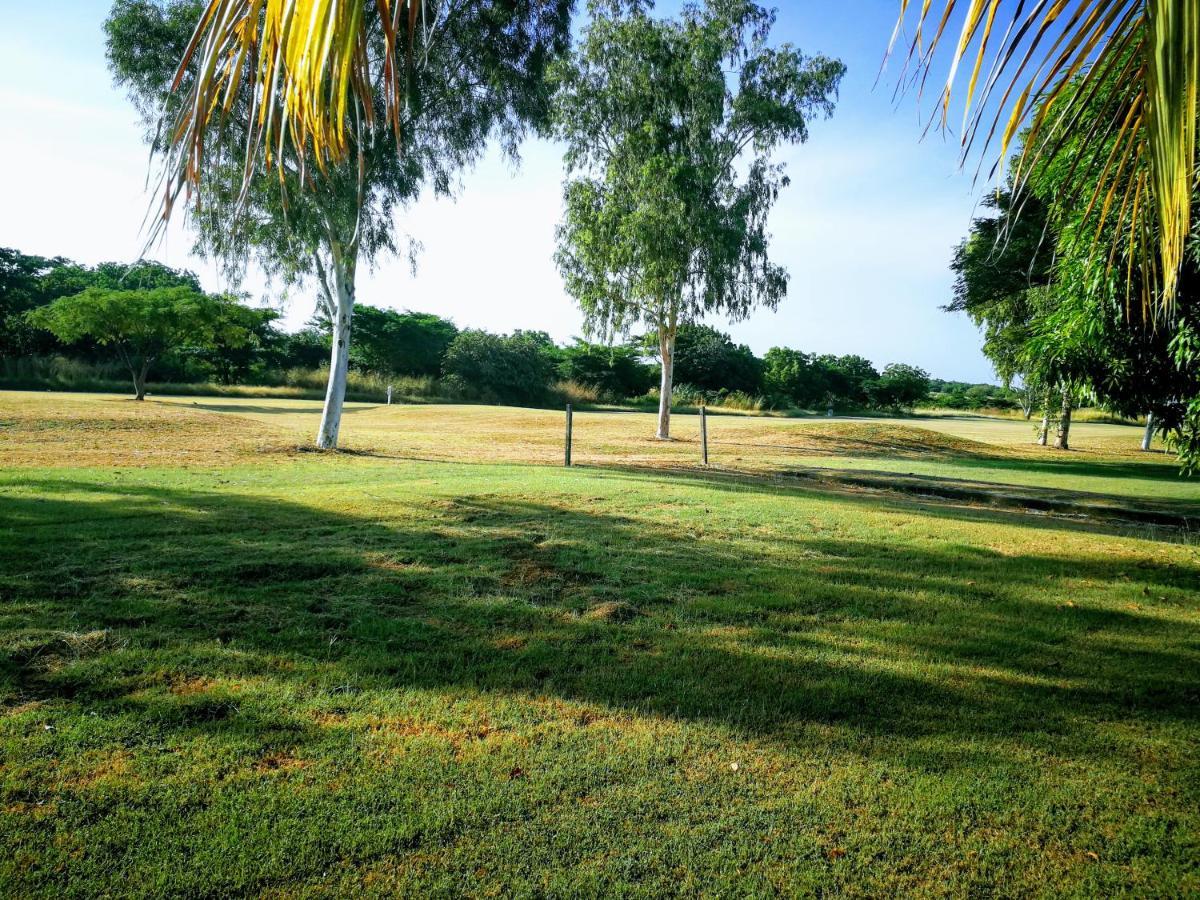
[700,403,708,466]
[565,404,573,467]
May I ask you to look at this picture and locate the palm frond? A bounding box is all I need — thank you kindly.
[890,0,1200,315]
[156,0,422,230]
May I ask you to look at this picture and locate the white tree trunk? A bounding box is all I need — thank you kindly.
[1053,386,1072,450]
[1037,386,1052,445]
[316,261,355,449]
[657,326,676,440]
[1141,413,1155,451]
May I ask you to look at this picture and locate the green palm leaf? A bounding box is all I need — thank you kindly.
[891,0,1200,314]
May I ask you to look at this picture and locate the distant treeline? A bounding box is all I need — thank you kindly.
[2,248,1013,411]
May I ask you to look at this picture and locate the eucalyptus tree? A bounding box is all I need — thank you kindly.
[552,0,843,438]
[105,0,571,448]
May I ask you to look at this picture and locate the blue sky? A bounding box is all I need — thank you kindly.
[0,1,998,382]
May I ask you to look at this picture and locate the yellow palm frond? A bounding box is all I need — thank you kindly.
[159,0,421,225]
[891,0,1200,314]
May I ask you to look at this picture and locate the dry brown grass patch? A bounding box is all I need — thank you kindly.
[0,392,284,467]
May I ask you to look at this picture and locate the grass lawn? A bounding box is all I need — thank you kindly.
[1,392,1198,896]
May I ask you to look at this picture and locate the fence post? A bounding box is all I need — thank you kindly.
[700,403,708,466]
[386,385,393,405]
[564,403,573,467]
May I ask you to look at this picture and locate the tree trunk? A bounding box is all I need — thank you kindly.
[1053,386,1073,450]
[1141,413,1155,451]
[316,258,356,449]
[1037,396,1051,446]
[1020,390,1034,420]
[130,358,151,401]
[656,320,677,440]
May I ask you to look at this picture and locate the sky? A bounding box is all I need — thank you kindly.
[0,1,1000,383]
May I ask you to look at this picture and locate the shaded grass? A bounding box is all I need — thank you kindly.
[1,451,1198,896]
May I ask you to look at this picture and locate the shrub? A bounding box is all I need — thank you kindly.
[554,379,604,406]
[442,330,558,405]
[558,340,653,399]
[714,390,765,411]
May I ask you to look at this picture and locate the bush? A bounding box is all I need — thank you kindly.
[558,340,653,400]
[554,380,605,406]
[763,348,885,410]
[442,330,558,405]
[713,390,765,411]
[927,380,1022,411]
[637,383,766,412]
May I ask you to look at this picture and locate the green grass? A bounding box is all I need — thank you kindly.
[1,396,1198,896]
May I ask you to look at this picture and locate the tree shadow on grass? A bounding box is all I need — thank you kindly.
[1,473,1197,777]
[712,432,1191,482]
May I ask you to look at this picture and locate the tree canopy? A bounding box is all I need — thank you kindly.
[28,287,254,400]
[665,325,763,396]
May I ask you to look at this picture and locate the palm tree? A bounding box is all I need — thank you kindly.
[890,0,1198,313]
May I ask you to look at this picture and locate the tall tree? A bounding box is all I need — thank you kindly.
[552,0,843,438]
[952,184,1200,455]
[0,249,71,357]
[106,0,572,448]
[949,191,1072,445]
[2,250,204,358]
[341,307,458,378]
[873,363,931,410]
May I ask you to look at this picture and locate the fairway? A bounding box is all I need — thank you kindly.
[2,392,1198,896]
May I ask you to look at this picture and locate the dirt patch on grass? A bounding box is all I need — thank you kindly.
[169,676,220,697]
[583,600,640,623]
[68,750,134,789]
[502,557,559,588]
[4,629,125,674]
[254,751,311,775]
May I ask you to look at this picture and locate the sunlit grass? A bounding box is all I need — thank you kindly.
[1,392,1197,895]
